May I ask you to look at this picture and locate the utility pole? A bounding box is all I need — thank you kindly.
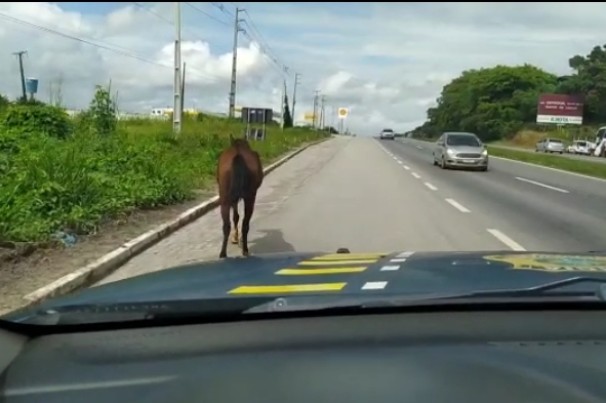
[173,2,182,134]
[320,95,325,130]
[180,62,186,117]
[312,90,320,129]
[13,50,27,102]
[229,7,245,118]
[280,78,286,130]
[292,72,300,123]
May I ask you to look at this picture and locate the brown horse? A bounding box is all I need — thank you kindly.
[216,134,263,258]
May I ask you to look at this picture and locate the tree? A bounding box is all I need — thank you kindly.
[425,64,557,141]
[556,44,606,123]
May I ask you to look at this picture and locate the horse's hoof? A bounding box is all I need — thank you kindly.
[219,252,227,259]
[242,250,249,257]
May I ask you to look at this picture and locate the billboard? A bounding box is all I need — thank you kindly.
[536,94,584,125]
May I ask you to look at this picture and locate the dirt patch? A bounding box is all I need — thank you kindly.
[0,190,216,314]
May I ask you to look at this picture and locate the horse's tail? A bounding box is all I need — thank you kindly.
[230,153,249,204]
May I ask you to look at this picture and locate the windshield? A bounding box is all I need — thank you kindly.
[1,2,606,327]
[446,134,481,147]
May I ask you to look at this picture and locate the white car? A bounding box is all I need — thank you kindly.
[380,129,395,140]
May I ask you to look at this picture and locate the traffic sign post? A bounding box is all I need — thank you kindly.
[337,107,348,133]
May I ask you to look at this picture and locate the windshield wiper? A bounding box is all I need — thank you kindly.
[317,277,606,312]
[431,277,606,301]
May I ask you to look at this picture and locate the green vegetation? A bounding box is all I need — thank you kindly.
[488,146,606,180]
[0,86,327,244]
[411,44,606,143]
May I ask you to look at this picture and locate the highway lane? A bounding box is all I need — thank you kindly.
[384,138,606,252]
[97,135,519,287]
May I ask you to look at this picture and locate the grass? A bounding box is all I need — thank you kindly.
[492,126,599,149]
[0,115,327,244]
[487,146,606,179]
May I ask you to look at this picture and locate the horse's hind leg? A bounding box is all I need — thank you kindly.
[219,204,230,258]
[231,202,240,245]
[241,194,256,256]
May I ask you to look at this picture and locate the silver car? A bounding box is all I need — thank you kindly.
[380,128,395,140]
[433,132,488,171]
[536,138,564,154]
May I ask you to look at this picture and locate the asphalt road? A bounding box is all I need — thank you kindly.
[94,135,606,295]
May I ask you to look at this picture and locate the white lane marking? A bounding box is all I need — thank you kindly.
[380,265,400,271]
[487,229,526,251]
[397,160,403,165]
[416,145,423,150]
[515,176,569,194]
[390,258,408,263]
[403,165,410,170]
[445,198,471,213]
[424,182,438,191]
[411,172,421,179]
[491,156,606,183]
[362,281,388,290]
[396,251,415,258]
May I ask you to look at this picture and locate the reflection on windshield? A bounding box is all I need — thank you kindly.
[446,135,481,147]
[3,1,606,328]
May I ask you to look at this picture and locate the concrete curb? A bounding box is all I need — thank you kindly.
[22,136,332,307]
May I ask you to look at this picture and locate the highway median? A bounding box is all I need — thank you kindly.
[488,146,606,180]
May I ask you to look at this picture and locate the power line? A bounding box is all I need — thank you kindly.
[184,2,230,26]
[0,11,221,82]
[211,2,233,17]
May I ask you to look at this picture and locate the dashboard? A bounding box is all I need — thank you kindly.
[2,309,606,402]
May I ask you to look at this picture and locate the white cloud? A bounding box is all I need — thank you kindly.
[0,2,605,134]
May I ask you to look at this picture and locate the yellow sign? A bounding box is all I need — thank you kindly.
[484,254,606,273]
[338,107,349,119]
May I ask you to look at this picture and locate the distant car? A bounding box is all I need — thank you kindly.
[536,138,564,154]
[379,129,395,140]
[566,140,593,155]
[432,131,488,171]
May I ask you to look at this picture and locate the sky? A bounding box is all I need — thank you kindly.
[0,2,605,134]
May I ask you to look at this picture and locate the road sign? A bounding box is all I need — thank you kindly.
[338,107,348,119]
[536,93,584,125]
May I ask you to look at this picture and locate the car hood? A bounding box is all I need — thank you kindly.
[5,250,606,319]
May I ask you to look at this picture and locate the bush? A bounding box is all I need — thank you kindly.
[2,103,72,139]
[0,102,327,243]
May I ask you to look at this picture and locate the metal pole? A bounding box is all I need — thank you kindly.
[173,2,182,134]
